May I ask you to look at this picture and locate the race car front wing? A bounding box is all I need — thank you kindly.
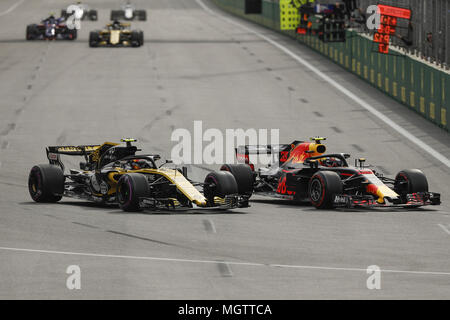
[333,192,441,208]
[138,194,249,211]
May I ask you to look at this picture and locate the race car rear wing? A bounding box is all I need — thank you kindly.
[46,145,102,171]
[235,140,302,166]
[46,145,101,156]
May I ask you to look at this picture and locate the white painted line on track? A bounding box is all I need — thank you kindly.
[1,246,450,276]
[438,224,450,235]
[196,0,450,168]
[0,0,25,17]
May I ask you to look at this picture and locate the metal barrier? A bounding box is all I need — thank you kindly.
[210,0,450,132]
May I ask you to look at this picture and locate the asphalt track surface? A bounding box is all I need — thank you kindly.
[0,0,450,299]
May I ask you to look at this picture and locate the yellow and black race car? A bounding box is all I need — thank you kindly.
[89,21,143,47]
[28,139,249,211]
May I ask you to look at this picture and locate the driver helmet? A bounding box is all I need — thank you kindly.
[112,20,121,29]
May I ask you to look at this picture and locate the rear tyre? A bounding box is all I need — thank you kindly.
[308,171,343,209]
[117,173,149,212]
[137,10,147,21]
[204,171,238,205]
[28,164,65,203]
[394,169,428,197]
[89,31,100,47]
[220,164,253,197]
[89,10,98,21]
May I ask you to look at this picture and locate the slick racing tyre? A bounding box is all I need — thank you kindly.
[26,24,39,40]
[117,173,149,212]
[394,169,428,196]
[66,28,77,40]
[204,171,238,205]
[138,31,144,45]
[137,10,146,21]
[130,31,141,47]
[28,164,65,203]
[88,10,98,21]
[220,164,254,197]
[110,10,118,20]
[89,31,100,47]
[308,171,343,209]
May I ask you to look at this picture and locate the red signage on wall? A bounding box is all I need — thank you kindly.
[372,5,411,54]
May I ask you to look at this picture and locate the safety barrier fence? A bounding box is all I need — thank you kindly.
[210,0,450,132]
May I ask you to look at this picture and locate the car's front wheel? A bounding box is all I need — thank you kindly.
[117,173,149,212]
[308,171,343,209]
[394,169,428,197]
[204,171,238,206]
[89,31,100,47]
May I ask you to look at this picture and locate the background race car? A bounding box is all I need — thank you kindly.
[111,2,146,21]
[219,137,441,209]
[26,18,77,40]
[61,2,98,21]
[89,21,143,47]
[28,139,249,212]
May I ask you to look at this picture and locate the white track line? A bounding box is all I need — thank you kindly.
[196,0,450,168]
[438,224,450,235]
[0,0,25,17]
[1,246,450,276]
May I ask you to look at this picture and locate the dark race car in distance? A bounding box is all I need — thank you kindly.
[26,16,77,40]
[218,137,441,209]
[61,2,98,21]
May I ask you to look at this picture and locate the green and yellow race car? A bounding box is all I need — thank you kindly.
[89,21,143,47]
[28,139,249,211]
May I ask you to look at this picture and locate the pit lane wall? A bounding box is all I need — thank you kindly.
[210,0,450,132]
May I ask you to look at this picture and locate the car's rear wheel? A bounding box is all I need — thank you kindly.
[204,171,238,205]
[394,169,428,196]
[28,164,65,203]
[137,10,147,21]
[89,10,98,21]
[117,173,149,212]
[308,171,343,209]
[220,164,253,197]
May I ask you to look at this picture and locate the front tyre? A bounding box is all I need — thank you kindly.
[130,31,141,47]
[66,28,77,40]
[117,173,149,212]
[394,169,428,196]
[28,164,65,202]
[204,171,238,205]
[26,24,38,40]
[308,171,343,209]
[89,31,100,47]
